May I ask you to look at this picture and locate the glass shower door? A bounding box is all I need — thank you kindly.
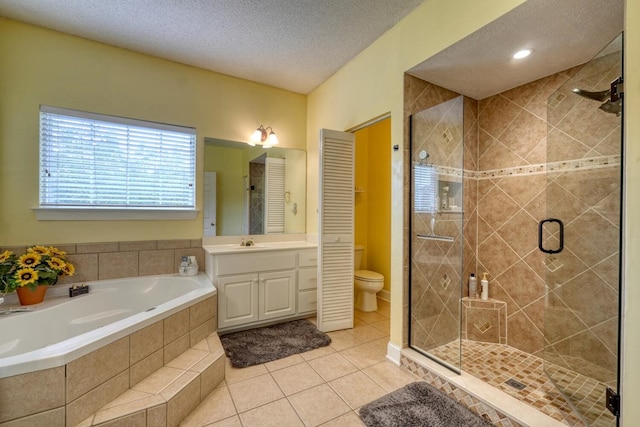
[409,95,464,372]
[542,34,622,426]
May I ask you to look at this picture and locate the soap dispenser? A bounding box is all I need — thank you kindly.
[481,272,489,301]
[468,273,477,298]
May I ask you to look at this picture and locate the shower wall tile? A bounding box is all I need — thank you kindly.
[478,95,522,140]
[506,310,543,354]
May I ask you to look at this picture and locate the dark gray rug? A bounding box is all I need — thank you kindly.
[359,382,494,427]
[219,319,331,368]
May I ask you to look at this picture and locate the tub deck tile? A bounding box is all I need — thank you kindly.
[131,366,186,395]
[165,348,209,371]
[81,332,224,426]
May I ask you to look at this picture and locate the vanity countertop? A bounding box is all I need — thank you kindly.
[203,241,318,255]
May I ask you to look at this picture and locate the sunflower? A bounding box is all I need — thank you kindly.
[47,246,67,258]
[62,262,75,276]
[15,268,39,287]
[47,257,66,271]
[28,245,50,256]
[0,250,14,262]
[18,252,42,268]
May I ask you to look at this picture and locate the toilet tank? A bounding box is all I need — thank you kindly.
[354,244,364,270]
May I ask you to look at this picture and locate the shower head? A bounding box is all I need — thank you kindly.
[572,87,621,116]
[572,88,610,102]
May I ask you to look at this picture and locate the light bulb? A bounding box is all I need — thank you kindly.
[268,131,279,145]
[513,49,532,59]
[251,128,263,143]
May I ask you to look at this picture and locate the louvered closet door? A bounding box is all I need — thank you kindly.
[318,129,354,332]
[265,158,285,233]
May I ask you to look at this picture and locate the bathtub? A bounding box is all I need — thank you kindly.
[0,272,216,379]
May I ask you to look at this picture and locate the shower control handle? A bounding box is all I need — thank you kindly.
[538,218,564,254]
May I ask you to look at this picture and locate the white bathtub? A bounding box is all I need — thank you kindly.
[0,272,216,378]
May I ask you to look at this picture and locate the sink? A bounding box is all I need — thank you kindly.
[223,244,267,250]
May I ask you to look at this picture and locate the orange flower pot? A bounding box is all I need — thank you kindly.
[16,285,48,305]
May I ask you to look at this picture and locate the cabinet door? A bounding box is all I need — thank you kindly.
[259,270,296,320]
[298,266,318,291]
[218,274,258,329]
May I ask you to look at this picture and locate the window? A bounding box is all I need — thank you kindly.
[37,106,196,220]
[414,164,438,213]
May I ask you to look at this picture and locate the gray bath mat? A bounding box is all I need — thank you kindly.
[219,319,331,368]
[359,381,494,427]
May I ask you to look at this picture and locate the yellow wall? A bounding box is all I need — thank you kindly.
[0,18,306,245]
[354,119,391,292]
[306,0,526,351]
[307,0,640,423]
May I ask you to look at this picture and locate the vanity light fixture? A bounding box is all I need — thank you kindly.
[513,49,532,59]
[249,125,279,148]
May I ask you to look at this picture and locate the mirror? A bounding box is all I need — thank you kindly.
[204,137,306,236]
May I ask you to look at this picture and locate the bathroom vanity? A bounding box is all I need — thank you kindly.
[204,242,318,333]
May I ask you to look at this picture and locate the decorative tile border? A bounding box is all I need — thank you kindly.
[475,155,620,180]
[401,355,526,427]
[419,155,622,181]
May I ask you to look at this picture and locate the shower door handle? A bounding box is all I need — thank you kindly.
[538,218,564,254]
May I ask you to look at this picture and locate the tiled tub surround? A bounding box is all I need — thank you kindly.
[0,273,216,378]
[0,282,218,426]
[0,239,206,285]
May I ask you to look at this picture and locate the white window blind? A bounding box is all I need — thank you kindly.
[414,164,437,213]
[39,106,196,209]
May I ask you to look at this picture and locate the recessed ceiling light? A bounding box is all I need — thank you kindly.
[513,49,532,59]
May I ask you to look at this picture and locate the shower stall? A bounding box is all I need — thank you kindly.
[408,34,623,427]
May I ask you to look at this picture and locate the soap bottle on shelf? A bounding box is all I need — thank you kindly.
[441,186,449,210]
[468,273,477,298]
[179,256,189,276]
[481,272,489,300]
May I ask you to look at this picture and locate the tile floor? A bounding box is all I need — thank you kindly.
[429,340,615,427]
[181,300,419,426]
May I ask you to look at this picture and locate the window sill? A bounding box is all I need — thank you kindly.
[32,207,199,221]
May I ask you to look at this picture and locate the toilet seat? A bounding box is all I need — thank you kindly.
[355,270,384,282]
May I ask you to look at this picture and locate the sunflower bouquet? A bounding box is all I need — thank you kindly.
[0,245,75,294]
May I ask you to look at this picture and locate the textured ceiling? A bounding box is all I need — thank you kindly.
[0,0,624,98]
[408,0,624,99]
[0,0,426,94]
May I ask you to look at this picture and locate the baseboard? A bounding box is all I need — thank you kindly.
[386,341,402,365]
[378,289,391,302]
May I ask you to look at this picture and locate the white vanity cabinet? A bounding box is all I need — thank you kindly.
[205,245,317,332]
[297,250,318,314]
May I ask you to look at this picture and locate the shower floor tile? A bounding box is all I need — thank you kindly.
[429,340,615,427]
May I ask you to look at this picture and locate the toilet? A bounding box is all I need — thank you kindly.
[354,244,384,312]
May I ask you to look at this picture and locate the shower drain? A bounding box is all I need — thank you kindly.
[505,378,527,390]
